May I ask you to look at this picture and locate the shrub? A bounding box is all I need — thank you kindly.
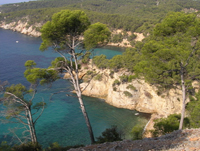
[109,70,114,78]
[126,84,137,91]
[119,75,135,83]
[92,55,108,69]
[112,79,121,87]
[94,74,103,81]
[45,142,84,151]
[123,91,133,98]
[12,142,42,151]
[96,126,122,143]
[152,114,190,137]
[0,141,11,151]
[119,75,128,83]
[131,125,144,140]
[82,52,91,64]
[113,87,117,91]
[187,91,200,128]
[86,70,95,75]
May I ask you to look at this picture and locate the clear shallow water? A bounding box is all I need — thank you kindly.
[0,29,149,147]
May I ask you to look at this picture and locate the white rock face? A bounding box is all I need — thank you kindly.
[0,21,41,37]
[78,65,184,116]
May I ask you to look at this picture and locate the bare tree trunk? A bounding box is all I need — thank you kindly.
[71,49,95,144]
[77,93,95,144]
[27,107,37,143]
[25,107,37,143]
[179,66,186,130]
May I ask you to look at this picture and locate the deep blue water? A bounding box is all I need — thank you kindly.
[0,29,149,147]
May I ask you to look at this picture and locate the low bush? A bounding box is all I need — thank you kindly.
[112,79,121,87]
[152,114,190,137]
[123,91,133,98]
[126,84,137,91]
[131,125,144,140]
[96,126,122,143]
[94,74,103,81]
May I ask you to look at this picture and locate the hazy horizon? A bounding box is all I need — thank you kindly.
[0,0,35,5]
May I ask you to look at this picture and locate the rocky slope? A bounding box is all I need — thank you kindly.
[68,128,200,151]
[75,64,184,117]
[0,21,41,37]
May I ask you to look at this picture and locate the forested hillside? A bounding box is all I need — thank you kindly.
[1,0,200,33]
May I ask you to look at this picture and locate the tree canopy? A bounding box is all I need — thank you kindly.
[134,12,200,129]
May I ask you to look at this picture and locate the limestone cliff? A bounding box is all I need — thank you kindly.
[0,21,41,37]
[72,64,184,117]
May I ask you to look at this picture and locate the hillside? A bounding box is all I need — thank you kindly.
[1,0,200,33]
[69,128,200,151]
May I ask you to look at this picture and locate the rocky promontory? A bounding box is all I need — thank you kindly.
[0,21,41,37]
[72,64,183,116]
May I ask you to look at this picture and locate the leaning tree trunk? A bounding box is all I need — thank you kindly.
[179,66,186,130]
[27,107,37,143]
[77,92,95,144]
[70,49,95,144]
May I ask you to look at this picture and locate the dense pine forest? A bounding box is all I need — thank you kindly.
[1,0,200,34]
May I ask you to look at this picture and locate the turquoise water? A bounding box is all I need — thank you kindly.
[0,29,149,147]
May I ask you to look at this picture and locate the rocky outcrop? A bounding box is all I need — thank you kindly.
[74,64,185,117]
[0,21,42,37]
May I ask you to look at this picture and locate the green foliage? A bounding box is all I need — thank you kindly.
[108,55,123,71]
[92,54,108,69]
[152,114,190,137]
[112,79,120,87]
[24,60,59,85]
[127,33,137,42]
[126,85,137,91]
[24,60,37,69]
[11,142,42,151]
[84,22,111,50]
[119,75,135,83]
[94,74,103,81]
[131,125,144,140]
[96,126,122,143]
[123,91,133,98]
[134,12,200,90]
[40,10,90,51]
[109,70,114,78]
[45,142,84,151]
[5,84,27,99]
[186,91,200,128]
[111,33,123,43]
[0,141,11,151]
[82,52,91,64]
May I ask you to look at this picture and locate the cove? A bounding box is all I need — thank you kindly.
[0,29,149,147]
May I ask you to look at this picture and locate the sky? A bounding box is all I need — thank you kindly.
[0,0,35,5]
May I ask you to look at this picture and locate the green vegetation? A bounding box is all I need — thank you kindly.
[131,125,144,140]
[30,9,110,144]
[152,114,190,137]
[186,91,200,128]
[123,91,133,98]
[126,85,137,91]
[112,79,121,87]
[134,12,200,130]
[2,0,200,33]
[94,74,103,81]
[96,126,122,143]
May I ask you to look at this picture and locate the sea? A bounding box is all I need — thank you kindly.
[0,28,149,148]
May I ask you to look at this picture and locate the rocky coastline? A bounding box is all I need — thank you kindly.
[0,21,41,37]
[1,20,182,133]
[64,63,186,133]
